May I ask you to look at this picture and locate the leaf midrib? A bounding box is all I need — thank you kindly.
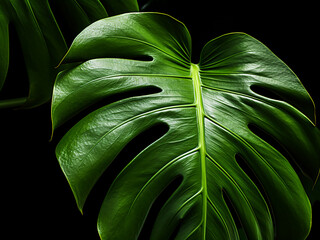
[191,63,207,239]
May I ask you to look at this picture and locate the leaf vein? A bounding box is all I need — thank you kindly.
[204,114,289,190]
[207,195,232,239]
[127,148,199,214]
[77,104,196,167]
[206,153,260,230]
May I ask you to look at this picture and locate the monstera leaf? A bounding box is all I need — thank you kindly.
[0,0,139,108]
[51,12,320,239]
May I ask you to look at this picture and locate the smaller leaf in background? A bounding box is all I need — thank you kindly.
[0,2,9,91]
[0,0,139,109]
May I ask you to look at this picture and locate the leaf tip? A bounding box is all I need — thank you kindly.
[55,47,71,69]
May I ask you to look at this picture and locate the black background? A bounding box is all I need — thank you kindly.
[1,1,319,239]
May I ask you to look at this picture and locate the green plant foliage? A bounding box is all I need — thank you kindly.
[0,0,139,108]
[51,12,320,239]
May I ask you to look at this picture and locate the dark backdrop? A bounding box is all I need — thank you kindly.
[1,1,319,239]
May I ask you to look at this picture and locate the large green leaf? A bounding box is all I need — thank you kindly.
[0,0,138,108]
[51,12,320,239]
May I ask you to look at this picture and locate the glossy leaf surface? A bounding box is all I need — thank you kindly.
[52,12,320,240]
[0,0,138,108]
